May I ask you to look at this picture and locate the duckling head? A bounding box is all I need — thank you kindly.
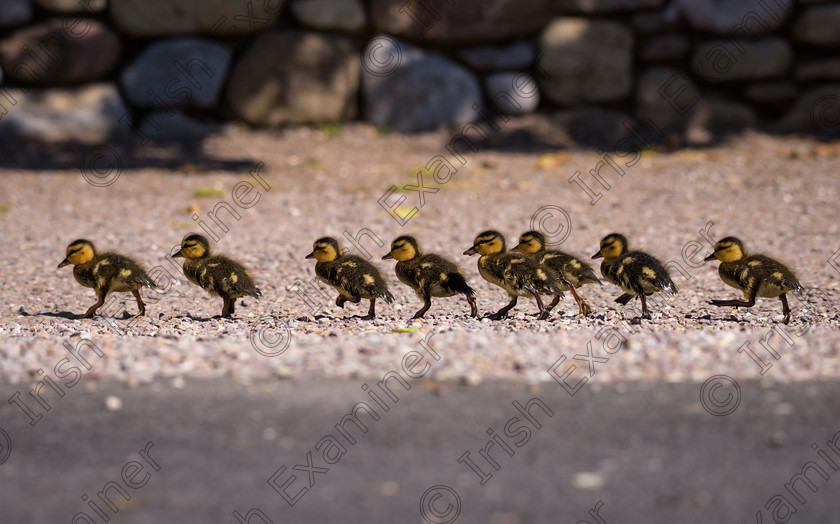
[592,233,628,260]
[306,237,340,262]
[464,230,505,256]
[383,235,419,261]
[173,233,210,259]
[58,239,95,268]
[704,236,745,263]
[511,230,546,255]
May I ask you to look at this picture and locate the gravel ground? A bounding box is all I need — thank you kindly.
[1,123,839,386]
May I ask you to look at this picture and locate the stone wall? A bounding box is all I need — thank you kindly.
[0,0,838,144]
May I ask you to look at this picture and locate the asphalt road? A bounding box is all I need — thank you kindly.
[1,378,839,524]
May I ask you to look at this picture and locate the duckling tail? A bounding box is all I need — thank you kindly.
[380,289,395,304]
[661,280,678,294]
[445,272,474,297]
[250,287,263,299]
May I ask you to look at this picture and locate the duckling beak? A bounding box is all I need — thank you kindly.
[382,253,394,260]
[463,246,478,256]
[304,252,315,259]
[591,251,603,259]
[172,248,184,259]
[704,253,717,262]
[57,257,70,268]
[509,245,521,253]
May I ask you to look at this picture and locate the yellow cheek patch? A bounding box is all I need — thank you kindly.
[119,269,132,277]
[363,274,375,284]
[642,267,656,278]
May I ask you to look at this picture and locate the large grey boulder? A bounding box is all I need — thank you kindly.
[0,0,32,28]
[677,0,793,36]
[538,18,633,105]
[457,42,536,71]
[690,38,792,82]
[0,19,121,85]
[486,72,540,116]
[369,0,552,45]
[777,85,840,136]
[0,84,130,142]
[121,38,232,109]
[290,0,366,32]
[226,31,359,126]
[635,67,702,131]
[110,0,285,38]
[361,39,482,132]
[792,4,840,47]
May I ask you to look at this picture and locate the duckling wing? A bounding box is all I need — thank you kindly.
[332,256,394,303]
[94,253,158,292]
[541,251,601,286]
[414,254,474,296]
[214,257,261,298]
[744,255,803,297]
[492,253,563,296]
[622,251,677,295]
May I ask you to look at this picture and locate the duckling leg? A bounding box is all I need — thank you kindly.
[466,294,478,318]
[360,298,376,320]
[533,293,550,321]
[780,293,791,325]
[412,291,432,319]
[565,283,593,316]
[221,296,232,318]
[545,294,561,313]
[488,297,517,320]
[78,296,105,319]
[629,294,652,324]
[130,290,146,318]
[229,298,237,316]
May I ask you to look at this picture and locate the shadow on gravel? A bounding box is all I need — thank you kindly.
[18,308,77,319]
[0,133,257,172]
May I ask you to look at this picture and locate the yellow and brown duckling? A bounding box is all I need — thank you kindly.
[172,233,261,318]
[382,235,478,319]
[58,239,158,319]
[512,230,602,316]
[307,237,394,320]
[593,233,677,323]
[704,236,803,324]
[464,230,565,320]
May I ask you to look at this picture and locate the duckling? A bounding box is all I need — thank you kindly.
[512,230,602,316]
[172,233,261,318]
[57,239,157,319]
[704,236,803,324]
[463,230,565,320]
[306,237,394,320]
[382,235,478,319]
[592,233,677,323]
